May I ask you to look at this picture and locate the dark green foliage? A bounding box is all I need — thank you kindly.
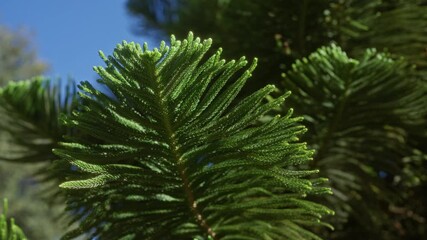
[55,33,333,239]
[127,0,335,94]
[0,1,424,238]
[282,45,427,239]
[339,0,427,76]
[127,0,427,93]
[0,78,78,239]
[0,77,78,203]
[0,199,27,240]
[125,1,427,237]
[0,26,72,240]
[0,26,63,240]
[0,77,76,163]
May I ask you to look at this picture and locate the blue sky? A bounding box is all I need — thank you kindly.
[0,0,161,82]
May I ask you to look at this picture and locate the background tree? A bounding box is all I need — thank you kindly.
[127,0,335,95]
[0,26,46,86]
[0,25,66,240]
[126,0,427,87]
[281,45,427,239]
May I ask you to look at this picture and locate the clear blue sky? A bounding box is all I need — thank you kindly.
[0,0,161,82]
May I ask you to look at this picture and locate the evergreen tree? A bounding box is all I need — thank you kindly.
[126,1,427,238]
[0,2,426,238]
[1,33,333,239]
[126,0,427,87]
[126,0,335,95]
[0,25,66,240]
[0,26,46,86]
[281,45,427,239]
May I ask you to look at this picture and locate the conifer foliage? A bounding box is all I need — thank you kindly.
[54,33,333,239]
[0,77,76,164]
[0,77,78,195]
[282,45,427,238]
[0,199,27,240]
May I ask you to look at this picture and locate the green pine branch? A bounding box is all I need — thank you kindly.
[281,44,427,237]
[0,199,28,240]
[54,32,333,240]
[0,77,78,197]
[0,77,77,163]
[337,0,427,75]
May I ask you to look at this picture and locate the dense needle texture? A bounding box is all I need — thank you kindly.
[282,45,427,237]
[55,33,333,240]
